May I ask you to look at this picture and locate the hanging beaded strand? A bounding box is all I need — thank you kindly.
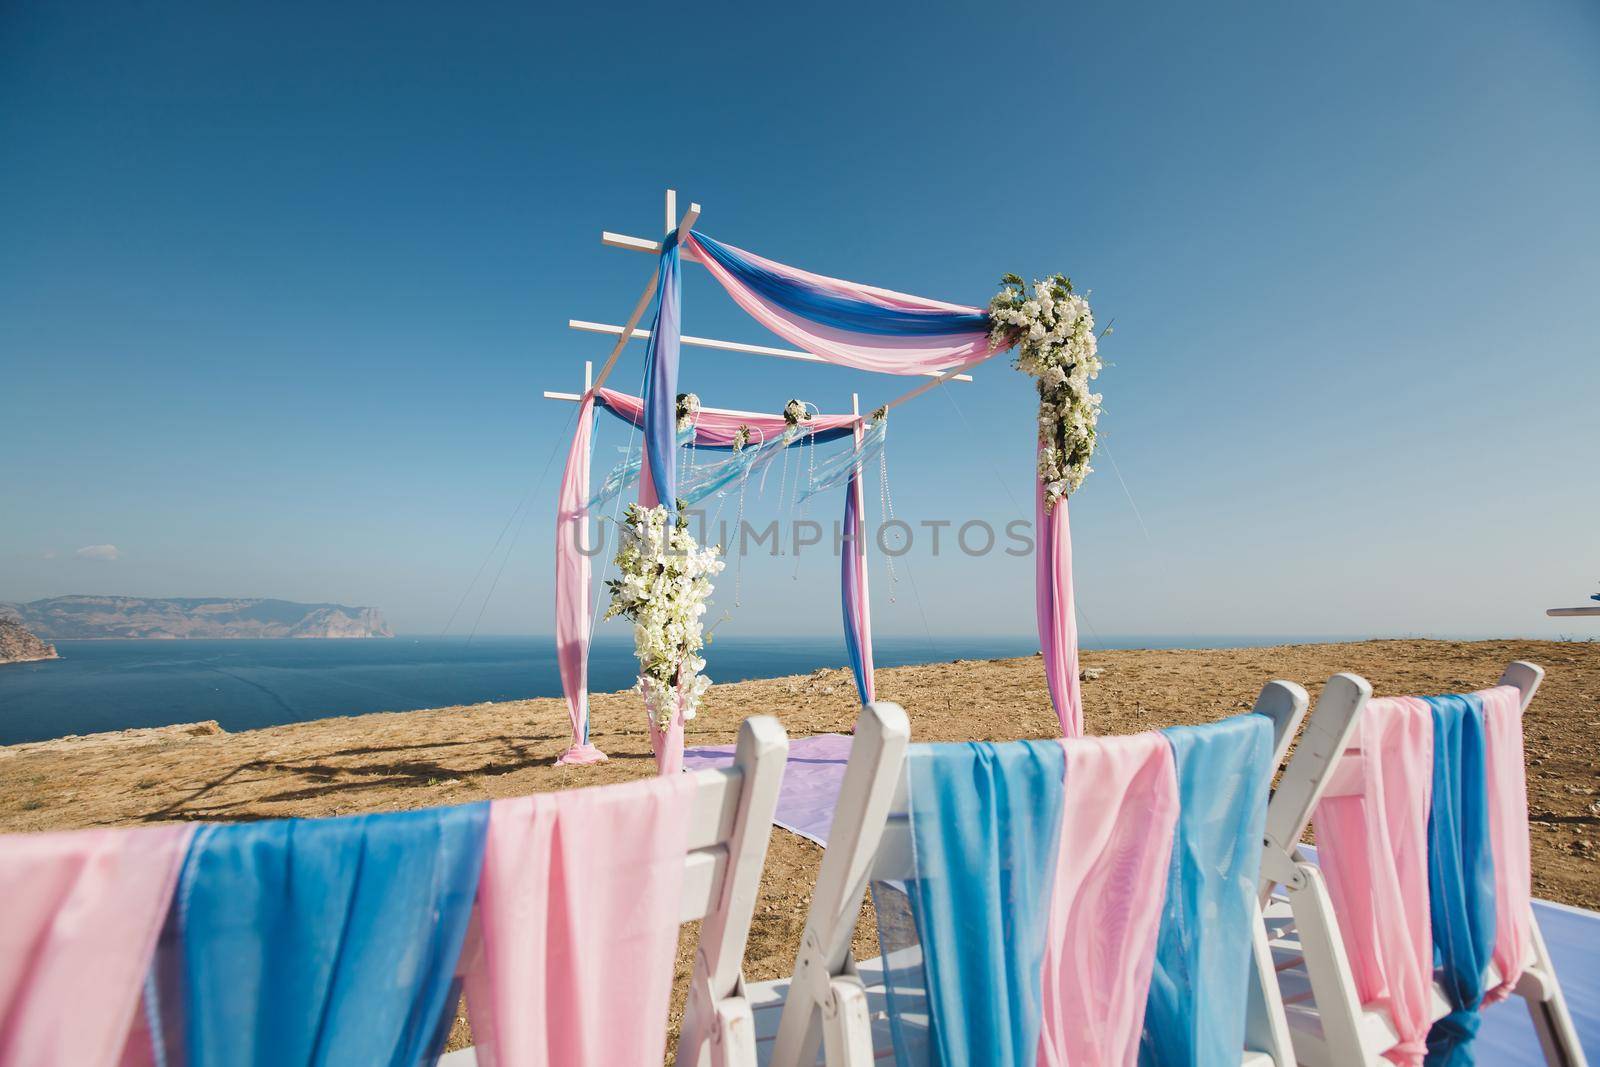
[877,441,900,604]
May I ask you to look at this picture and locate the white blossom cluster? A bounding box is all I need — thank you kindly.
[988,273,1104,510]
[604,503,725,730]
[782,398,812,433]
[675,392,701,433]
[731,424,752,452]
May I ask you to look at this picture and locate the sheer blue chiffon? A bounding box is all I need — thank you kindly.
[163,803,488,1067]
[1424,693,1497,1067]
[641,230,682,509]
[1140,715,1274,1066]
[878,740,1065,1067]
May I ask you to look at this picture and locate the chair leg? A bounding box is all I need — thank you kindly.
[820,977,874,1067]
[1522,910,1589,1067]
[1287,866,1380,1064]
[711,996,759,1067]
[1244,898,1296,1066]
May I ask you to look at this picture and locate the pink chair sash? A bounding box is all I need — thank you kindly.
[1478,684,1533,1004]
[1037,733,1179,1067]
[0,825,194,1067]
[462,774,696,1066]
[1313,696,1435,1066]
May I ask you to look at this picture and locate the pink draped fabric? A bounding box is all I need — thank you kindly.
[555,396,605,765]
[681,234,1000,375]
[1036,459,1082,737]
[1478,684,1533,1005]
[0,825,194,1067]
[1312,696,1435,1066]
[1037,733,1179,1067]
[594,387,859,447]
[648,706,687,777]
[463,775,696,1066]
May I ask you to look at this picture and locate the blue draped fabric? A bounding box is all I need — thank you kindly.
[641,230,682,510]
[841,463,870,704]
[890,740,1066,1067]
[690,231,991,336]
[798,418,887,502]
[1140,715,1274,1067]
[167,803,489,1067]
[1424,694,1498,1067]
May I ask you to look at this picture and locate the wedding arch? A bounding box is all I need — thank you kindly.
[548,191,1101,773]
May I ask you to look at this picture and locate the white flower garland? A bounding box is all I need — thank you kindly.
[604,503,725,730]
[988,274,1104,510]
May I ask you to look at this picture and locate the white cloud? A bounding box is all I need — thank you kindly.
[75,544,121,561]
[41,549,57,560]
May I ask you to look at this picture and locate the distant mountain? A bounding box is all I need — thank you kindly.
[0,618,58,663]
[0,596,393,640]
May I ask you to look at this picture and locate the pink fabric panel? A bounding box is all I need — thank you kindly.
[1036,461,1082,737]
[0,825,194,1067]
[649,708,686,776]
[1037,733,1179,1067]
[1313,696,1435,1067]
[683,235,998,375]
[593,387,857,446]
[464,774,696,1067]
[554,397,603,763]
[1479,684,1533,1004]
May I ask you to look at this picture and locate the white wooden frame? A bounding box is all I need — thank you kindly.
[753,684,1308,1067]
[551,189,993,432]
[438,715,789,1067]
[1259,663,1588,1067]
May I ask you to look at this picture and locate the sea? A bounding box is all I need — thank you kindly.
[0,633,1345,747]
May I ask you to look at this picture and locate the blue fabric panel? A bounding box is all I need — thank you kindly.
[171,803,488,1067]
[1424,693,1498,1067]
[691,230,990,337]
[841,466,869,704]
[641,230,681,510]
[1140,715,1275,1067]
[898,740,1065,1067]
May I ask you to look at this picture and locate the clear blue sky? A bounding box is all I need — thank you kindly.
[3,1,1597,641]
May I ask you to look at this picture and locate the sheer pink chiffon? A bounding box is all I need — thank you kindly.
[463,775,696,1066]
[0,825,193,1067]
[1312,696,1435,1066]
[1478,684,1533,1004]
[683,234,1000,375]
[1037,733,1179,1067]
[1036,463,1081,736]
[594,387,858,446]
[554,395,605,765]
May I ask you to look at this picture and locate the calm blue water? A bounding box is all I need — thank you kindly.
[0,633,1342,745]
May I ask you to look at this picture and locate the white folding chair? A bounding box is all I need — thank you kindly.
[1259,663,1587,1067]
[756,681,1308,1067]
[439,714,789,1067]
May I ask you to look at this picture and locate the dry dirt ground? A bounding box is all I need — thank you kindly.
[3,638,1596,1053]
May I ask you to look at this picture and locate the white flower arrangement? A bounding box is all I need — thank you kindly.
[782,398,812,434]
[731,424,752,452]
[604,502,725,730]
[988,273,1104,510]
[675,392,701,432]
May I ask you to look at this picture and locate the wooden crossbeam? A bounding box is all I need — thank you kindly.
[569,320,974,383]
